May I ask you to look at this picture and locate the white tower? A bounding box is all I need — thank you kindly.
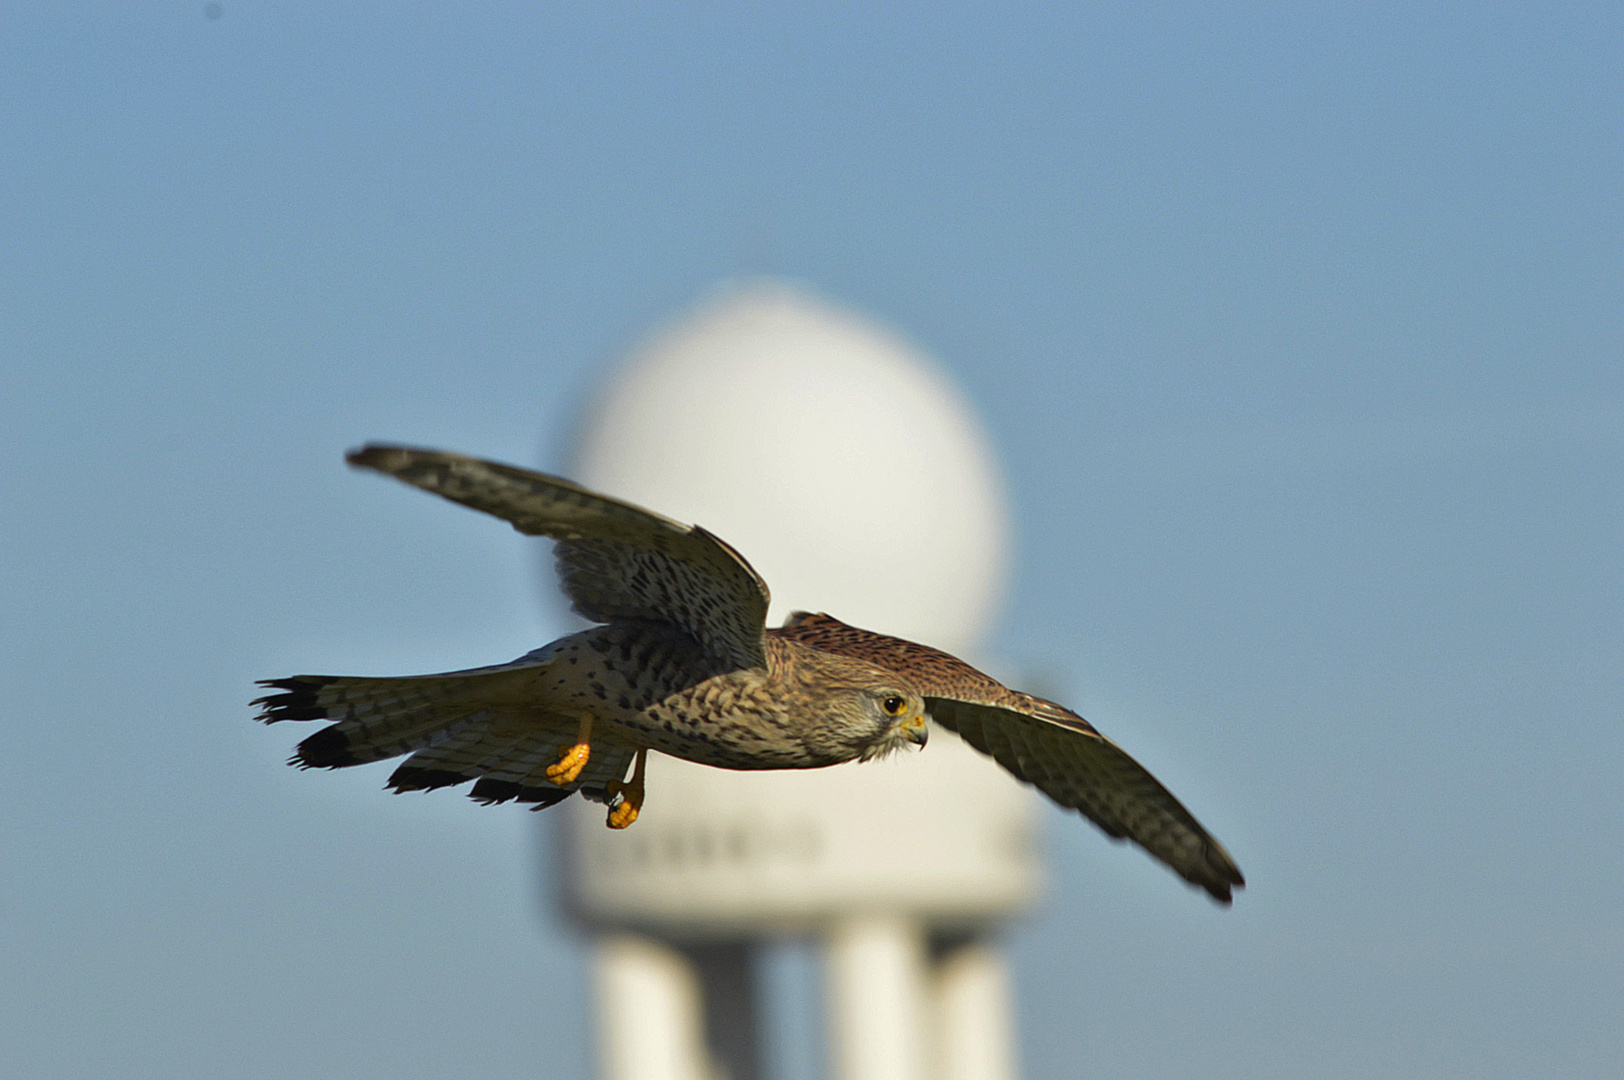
[554,281,1042,1080]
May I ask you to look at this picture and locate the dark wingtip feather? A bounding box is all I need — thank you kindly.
[253,676,336,723]
[526,788,576,811]
[346,443,414,474]
[469,778,574,808]
[468,778,523,804]
[386,765,473,793]
[1199,851,1245,906]
[292,725,361,769]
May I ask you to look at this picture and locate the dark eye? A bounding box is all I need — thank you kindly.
[882,696,907,716]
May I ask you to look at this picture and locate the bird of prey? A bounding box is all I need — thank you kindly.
[255,445,1245,904]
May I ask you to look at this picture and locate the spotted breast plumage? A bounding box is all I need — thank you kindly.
[255,444,1245,903]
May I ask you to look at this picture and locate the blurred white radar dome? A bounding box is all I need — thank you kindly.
[569,279,1012,659]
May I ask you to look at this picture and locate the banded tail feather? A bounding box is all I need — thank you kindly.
[252,660,632,809]
[254,673,499,770]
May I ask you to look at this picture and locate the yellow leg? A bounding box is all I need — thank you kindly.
[546,712,594,786]
[605,748,647,830]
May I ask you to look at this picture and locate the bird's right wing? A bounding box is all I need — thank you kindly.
[925,695,1245,905]
[774,611,1245,904]
[347,444,771,670]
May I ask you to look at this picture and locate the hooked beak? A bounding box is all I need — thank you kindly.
[902,713,929,748]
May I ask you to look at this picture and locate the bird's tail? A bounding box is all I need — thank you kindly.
[254,666,511,769]
[253,657,636,807]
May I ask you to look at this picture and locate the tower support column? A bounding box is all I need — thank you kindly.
[933,935,1019,1080]
[593,933,711,1080]
[826,913,930,1080]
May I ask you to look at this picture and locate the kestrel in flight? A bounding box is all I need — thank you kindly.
[255,445,1245,903]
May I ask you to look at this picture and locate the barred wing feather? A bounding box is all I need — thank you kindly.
[347,444,770,671]
[773,611,1245,904]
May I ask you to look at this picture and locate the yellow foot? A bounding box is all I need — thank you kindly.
[605,748,647,830]
[546,712,594,786]
[547,743,590,785]
[606,796,640,830]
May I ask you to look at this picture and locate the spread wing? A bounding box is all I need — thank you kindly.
[773,612,1246,904]
[347,444,770,671]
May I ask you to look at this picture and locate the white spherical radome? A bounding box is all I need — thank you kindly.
[569,280,1011,658]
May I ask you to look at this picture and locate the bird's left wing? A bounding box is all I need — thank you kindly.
[773,612,1246,904]
[348,445,771,670]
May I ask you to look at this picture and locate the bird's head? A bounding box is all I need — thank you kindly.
[776,642,929,762]
[851,681,930,761]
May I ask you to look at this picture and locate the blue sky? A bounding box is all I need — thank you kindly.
[2,5,1619,1079]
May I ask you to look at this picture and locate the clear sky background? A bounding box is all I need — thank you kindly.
[3,5,1619,1079]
